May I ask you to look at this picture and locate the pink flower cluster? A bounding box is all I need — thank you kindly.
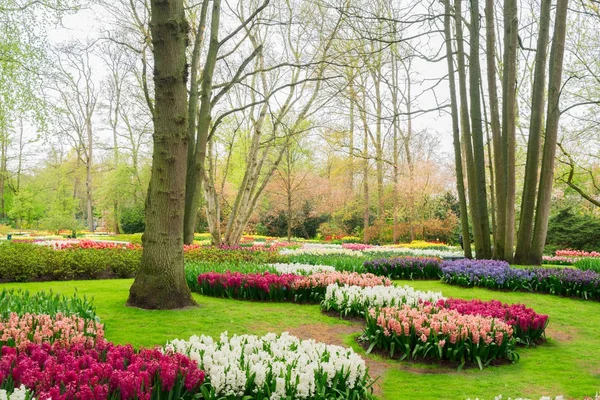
[0,342,205,399]
[556,249,600,258]
[542,255,578,265]
[292,271,392,290]
[370,304,513,346]
[437,299,548,341]
[55,240,140,250]
[341,243,374,251]
[198,271,300,293]
[0,313,104,350]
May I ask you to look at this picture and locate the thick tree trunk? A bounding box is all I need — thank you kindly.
[485,0,505,259]
[444,0,472,258]
[184,0,218,245]
[501,0,518,262]
[468,0,493,258]
[514,0,551,264]
[127,0,196,310]
[530,0,569,265]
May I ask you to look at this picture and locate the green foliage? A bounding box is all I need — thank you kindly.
[282,254,366,272]
[0,288,97,321]
[575,258,600,273]
[546,208,600,251]
[120,205,145,234]
[0,242,141,282]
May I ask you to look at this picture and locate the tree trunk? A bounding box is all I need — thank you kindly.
[514,0,551,264]
[501,0,518,262]
[184,0,219,245]
[127,0,196,310]
[467,0,493,258]
[85,117,94,232]
[455,0,481,257]
[529,0,569,265]
[444,0,472,258]
[485,0,505,259]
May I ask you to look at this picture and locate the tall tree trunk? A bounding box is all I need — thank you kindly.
[455,0,481,257]
[467,0,493,258]
[529,0,569,265]
[391,56,400,244]
[85,117,94,232]
[444,0,472,258]
[184,0,218,245]
[514,0,551,264]
[348,70,355,194]
[127,0,196,310]
[0,130,6,219]
[485,0,505,259]
[501,0,518,262]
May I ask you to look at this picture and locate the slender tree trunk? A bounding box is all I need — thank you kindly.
[470,0,493,259]
[348,71,355,194]
[480,78,496,245]
[184,0,219,245]
[485,0,505,259]
[444,0,472,258]
[530,0,569,265]
[391,56,400,244]
[455,0,481,257]
[0,129,6,219]
[85,117,94,232]
[501,0,518,261]
[514,0,551,264]
[127,0,196,310]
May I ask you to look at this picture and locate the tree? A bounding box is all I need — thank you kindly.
[127,0,196,310]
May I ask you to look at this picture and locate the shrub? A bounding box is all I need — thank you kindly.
[119,205,145,234]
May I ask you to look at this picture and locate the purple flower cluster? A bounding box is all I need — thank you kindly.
[363,257,442,280]
[441,259,600,300]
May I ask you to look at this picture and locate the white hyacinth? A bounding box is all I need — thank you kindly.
[269,263,336,275]
[324,283,446,314]
[279,247,361,257]
[362,246,463,258]
[164,331,369,399]
[0,386,35,400]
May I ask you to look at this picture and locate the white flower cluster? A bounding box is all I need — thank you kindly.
[362,246,464,258]
[269,263,336,275]
[164,331,369,400]
[325,283,446,314]
[0,386,35,400]
[280,247,361,257]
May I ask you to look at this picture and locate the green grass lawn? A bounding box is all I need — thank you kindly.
[1,279,599,399]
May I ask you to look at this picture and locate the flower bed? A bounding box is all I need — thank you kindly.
[542,256,577,265]
[363,304,518,369]
[0,313,104,350]
[322,284,446,317]
[269,263,336,275]
[0,342,205,399]
[165,332,374,400]
[342,243,374,251]
[362,247,464,259]
[196,271,300,301]
[441,259,600,300]
[556,249,600,258]
[0,289,97,321]
[195,271,392,303]
[437,299,548,343]
[363,256,442,279]
[280,247,360,257]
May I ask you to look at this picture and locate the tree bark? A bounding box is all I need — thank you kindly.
[85,116,94,232]
[530,0,569,265]
[127,0,196,310]
[444,0,472,258]
[485,0,505,259]
[501,0,518,262]
[183,0,218,245]
[455,0,481,256]
[468,0,493,258]
[514,0,551,264]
